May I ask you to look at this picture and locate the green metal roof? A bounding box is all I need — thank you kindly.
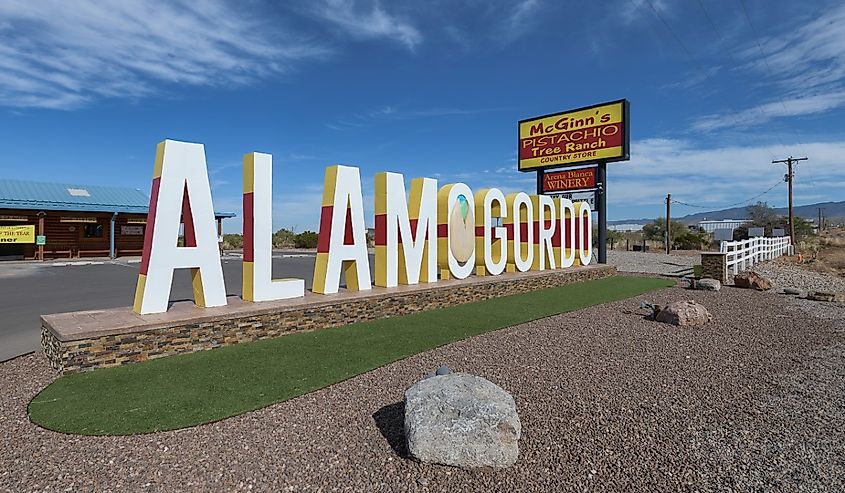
[0,179,235,217]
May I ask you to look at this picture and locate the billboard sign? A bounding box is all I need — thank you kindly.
[542,167,597,194]
[518,99,629,171]
[0,225,35,243]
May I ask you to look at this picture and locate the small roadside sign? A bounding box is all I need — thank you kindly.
[36,235,46,246]
[550,190,596,209]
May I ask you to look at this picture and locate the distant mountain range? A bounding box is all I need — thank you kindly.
[609,200,845,225]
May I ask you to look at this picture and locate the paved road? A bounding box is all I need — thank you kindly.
[0,253,321,362]
[1,250,686,362]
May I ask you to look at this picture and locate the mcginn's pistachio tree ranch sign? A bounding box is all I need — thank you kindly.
[519,99,630,171]
[133,140,594,315]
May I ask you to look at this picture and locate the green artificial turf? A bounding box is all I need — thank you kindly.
[29,276,672,435]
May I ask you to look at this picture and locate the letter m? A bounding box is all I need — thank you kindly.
[529,122,545,136]
[374,173,438,287]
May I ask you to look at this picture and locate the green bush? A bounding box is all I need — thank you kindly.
[673,229,711,250]
[220,233,243,250]
[294,231,319,249]
[643,218,689,242]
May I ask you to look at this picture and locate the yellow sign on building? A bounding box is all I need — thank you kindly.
[0,225,36,243]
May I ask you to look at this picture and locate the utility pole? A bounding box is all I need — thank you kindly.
[598,161,608,264]
[772,156,808,244]
[665,193,671,254]
[818,207,825,231]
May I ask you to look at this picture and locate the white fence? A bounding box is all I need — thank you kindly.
[719,236,792,275]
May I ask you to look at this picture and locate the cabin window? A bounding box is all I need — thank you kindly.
[83,223,104,238]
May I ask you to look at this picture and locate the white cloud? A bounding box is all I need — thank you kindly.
[694,3,845,131]
[310,0,422,50]
[691,91,845,131]
[617,0,670,25]
[607,138,845,215]
[500,0,542,43]
[0,0,328,109]
[421,137,845,221]
[326,104,508,130]
[742,4,845,93]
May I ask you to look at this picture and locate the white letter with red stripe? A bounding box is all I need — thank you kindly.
[312,165,372,294]
[242,152,305,302]
[374,172,438,288]
[133,140,227,315]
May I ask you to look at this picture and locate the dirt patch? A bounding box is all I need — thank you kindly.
[803,228,845,277]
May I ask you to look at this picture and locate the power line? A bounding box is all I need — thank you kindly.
[631,0,781,160]
[734,0,809,155]
[669,179,784,210]
[695,0,778,160]
[640,0,715,84]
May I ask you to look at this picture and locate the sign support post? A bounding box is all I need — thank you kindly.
[597,160,607,264]
[518,98,630,266]
[37,211,45,261]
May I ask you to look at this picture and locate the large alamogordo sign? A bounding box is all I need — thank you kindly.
[133,140,594,315]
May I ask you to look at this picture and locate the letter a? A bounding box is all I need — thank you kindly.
[242,152,305,302]
[134,140,227,314]
[312,165,372,294]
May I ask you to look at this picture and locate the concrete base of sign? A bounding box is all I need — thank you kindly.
[41,264,616,374]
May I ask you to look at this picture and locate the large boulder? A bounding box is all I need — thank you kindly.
[695,278,722,291]
[734,271,772,291]
[404,373,520,468]
[655,300,712,326]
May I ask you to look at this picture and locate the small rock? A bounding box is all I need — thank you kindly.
[783,287,801,295]
[734,271,772,291]
[404,373,521,468]
[639,301,663,319]
[655,300,712,326]
[435,365,451,376]
[807,291,845,303]
[695,279,721,291]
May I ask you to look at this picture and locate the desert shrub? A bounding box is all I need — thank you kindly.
[294,231,319,249]
[673,229,711,250]
[273,228,297,248]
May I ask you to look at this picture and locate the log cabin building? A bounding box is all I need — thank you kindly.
[0,179,234,261]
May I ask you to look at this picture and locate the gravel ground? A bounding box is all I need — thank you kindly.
[607,250,697,276]
[752,259,845,332]
[2,284,844,492]
[753,259,845,293]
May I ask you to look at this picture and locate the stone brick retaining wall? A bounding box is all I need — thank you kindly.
[42,265,615,374]
[700,252,728,283]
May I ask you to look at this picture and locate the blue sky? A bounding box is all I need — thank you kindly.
[1,0,843,232]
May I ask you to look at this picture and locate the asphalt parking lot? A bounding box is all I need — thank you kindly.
[0,253,320,362]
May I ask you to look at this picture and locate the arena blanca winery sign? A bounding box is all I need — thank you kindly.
[133,140,594,315]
